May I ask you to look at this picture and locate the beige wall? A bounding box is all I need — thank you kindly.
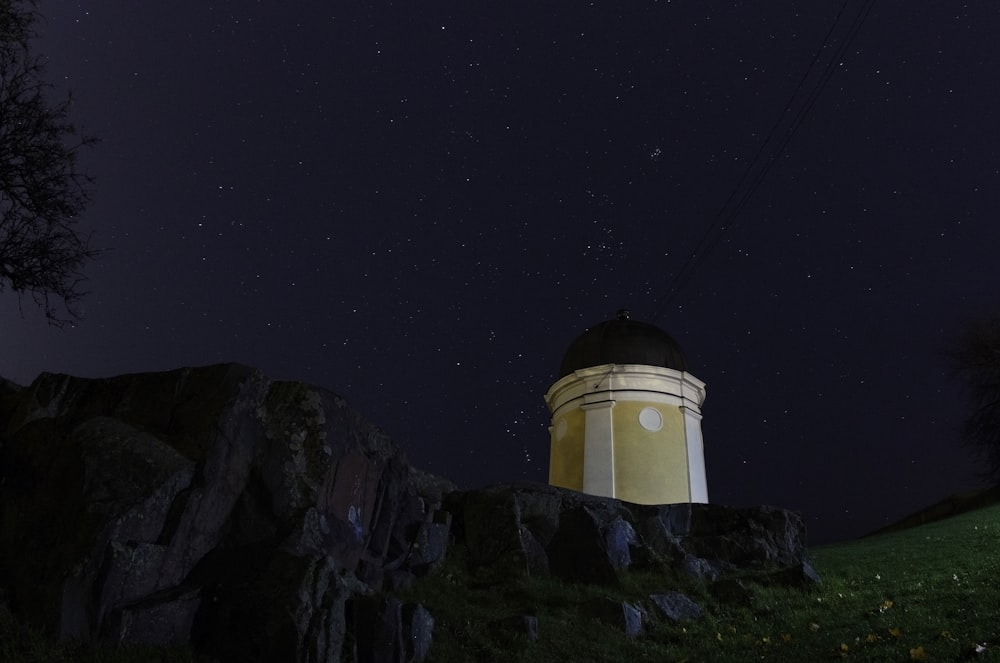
[549,407,585,491]
[612,400,689,504]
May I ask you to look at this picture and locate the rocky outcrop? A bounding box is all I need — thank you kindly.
[443,482,818,644]
[0,364,449,663]
[444,481,817,587]
[0,363,818,661]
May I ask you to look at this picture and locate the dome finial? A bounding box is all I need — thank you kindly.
[617,308,630,321]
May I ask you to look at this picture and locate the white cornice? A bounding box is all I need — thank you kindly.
[545,363,706,419]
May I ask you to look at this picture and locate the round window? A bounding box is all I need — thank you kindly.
[638,407,663,432]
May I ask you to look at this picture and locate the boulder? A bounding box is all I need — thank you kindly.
[406,511,452,574]
[546,505,622,585]
[403,602,435,663]
[349,596,434,663]
[680,555,721,582]
[649,591,703,623]
[0,364,452,662]
[663,502,809,568]
[591,598,644,638]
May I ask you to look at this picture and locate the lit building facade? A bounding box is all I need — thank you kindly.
[545,310,708,504]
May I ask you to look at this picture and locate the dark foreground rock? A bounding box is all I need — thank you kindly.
[444,481,818,586]
[650,591,703,623]
[0,364,817,661]
[0,364,450,662]
[443,482,818,644]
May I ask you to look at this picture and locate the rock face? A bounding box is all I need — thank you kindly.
[443,482,817,644]
[0,364,817,661]
[0,364,451,663]
[445,481,816,587]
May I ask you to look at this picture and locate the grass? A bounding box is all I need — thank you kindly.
[403,503,1000,662]
[3,504,1000,661]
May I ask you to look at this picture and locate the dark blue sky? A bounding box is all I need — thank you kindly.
[4,1,999,543]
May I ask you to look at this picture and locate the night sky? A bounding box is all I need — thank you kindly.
[3,1,998,544]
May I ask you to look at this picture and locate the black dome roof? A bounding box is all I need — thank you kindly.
[558,309,689,378]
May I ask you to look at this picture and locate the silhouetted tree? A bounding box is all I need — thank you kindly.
[950,315,1000,484]
[0,0,97,325]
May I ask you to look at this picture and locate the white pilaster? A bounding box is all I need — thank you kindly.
[581,400,615,498]
[683,407,708,503]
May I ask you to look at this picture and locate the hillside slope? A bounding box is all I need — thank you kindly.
[401,503,1000,662]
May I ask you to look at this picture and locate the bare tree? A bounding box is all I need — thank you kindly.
[949,315,1000,484]
[1,0,98,325]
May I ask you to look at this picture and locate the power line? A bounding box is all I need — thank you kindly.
[651,0,877,322]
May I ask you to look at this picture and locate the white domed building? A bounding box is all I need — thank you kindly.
[544,310,708,504]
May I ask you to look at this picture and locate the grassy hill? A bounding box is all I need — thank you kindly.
[404,503,1000,662]
[4,503,1000,662]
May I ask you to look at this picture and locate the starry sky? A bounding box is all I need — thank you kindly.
[3,1,999,544]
